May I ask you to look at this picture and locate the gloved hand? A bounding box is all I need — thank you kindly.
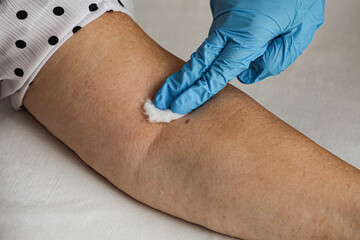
[154,0,325,114]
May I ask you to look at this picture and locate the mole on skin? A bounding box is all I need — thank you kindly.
[185,119,190,124]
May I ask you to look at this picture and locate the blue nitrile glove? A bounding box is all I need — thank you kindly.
[154,0,325,114]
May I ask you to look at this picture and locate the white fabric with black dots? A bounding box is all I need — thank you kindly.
[0,0,135,111]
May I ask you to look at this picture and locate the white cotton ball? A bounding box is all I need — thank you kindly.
[143,99,186,123]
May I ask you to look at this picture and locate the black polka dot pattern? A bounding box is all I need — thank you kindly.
[16,10,27,20]
[72,26,82,34]
[15,40,26,49]
[118,0,124,7]
[89,3,98,12]
[48,36,59,45]
[1,1,133,110]
[14,68,24,77]
[53,6,64,16]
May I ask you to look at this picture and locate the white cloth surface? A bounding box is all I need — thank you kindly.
[144,99,186,123]
[1,0,359,239]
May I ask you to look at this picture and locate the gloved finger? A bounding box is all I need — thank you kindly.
[170,42,267,114]
[237,24,319,84]
[154,31,227,110]
[238,2,325,84]
[236,32,296,84]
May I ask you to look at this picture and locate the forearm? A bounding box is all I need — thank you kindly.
[22,12,175,191]
[133,84,360,239]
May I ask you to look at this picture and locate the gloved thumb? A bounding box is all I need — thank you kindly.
[238,9,324,84]
[237,32,298,84]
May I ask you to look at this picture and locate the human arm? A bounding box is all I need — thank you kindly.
[23,12,359,240]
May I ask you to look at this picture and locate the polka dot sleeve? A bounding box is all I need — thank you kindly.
[0,0,135,111]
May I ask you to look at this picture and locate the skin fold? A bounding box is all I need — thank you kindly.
[23,12,360,239]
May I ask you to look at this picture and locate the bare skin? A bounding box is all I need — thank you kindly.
[23,12,360,239]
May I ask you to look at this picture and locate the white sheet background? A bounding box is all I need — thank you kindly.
[1,0,359,239]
